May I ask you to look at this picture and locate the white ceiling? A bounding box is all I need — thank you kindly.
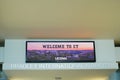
[5,69,115,80]
[0,0,120,42]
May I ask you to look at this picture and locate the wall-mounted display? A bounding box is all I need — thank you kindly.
[26,41,96,63]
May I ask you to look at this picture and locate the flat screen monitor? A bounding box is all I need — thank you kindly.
[26,41,96,63]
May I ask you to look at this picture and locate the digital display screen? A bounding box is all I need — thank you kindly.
[26,41,96,63]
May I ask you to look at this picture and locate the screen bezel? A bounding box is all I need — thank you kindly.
[26,41,96,63]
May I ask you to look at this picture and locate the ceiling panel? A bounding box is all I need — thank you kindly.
[0,0,120,41]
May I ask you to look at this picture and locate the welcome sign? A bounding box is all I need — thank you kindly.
[26,41,96,63]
